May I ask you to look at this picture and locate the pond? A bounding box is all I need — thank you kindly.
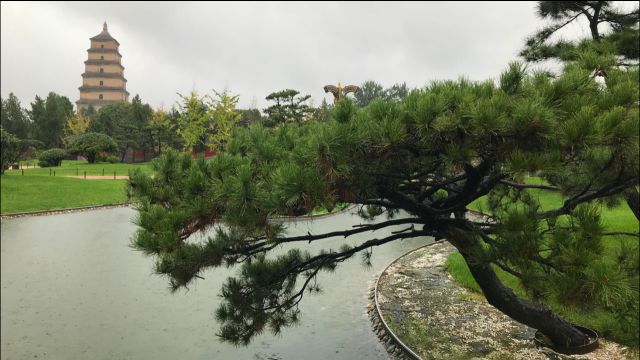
[1,207,431,359]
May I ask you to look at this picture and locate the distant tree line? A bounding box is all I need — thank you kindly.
[1,80,411,170]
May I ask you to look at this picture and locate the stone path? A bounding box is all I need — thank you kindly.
[370,242,633,360]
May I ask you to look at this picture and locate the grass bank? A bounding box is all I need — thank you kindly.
[446,178,639,348]
[1,160,151,214]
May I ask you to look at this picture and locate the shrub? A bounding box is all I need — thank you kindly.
[66,132,118,163]
[38,148,68,167]
[104,155,119,163]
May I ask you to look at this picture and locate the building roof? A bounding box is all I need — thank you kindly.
[78,86,130,95]
[90,22,120,46]
[76,99,127,106]
[81,72,127,81]
[84,59,125,69]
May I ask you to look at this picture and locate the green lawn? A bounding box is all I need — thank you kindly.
[6,159,152,177]
[1,176,129,214]
[1,160,151,214]
[446,177,639,348]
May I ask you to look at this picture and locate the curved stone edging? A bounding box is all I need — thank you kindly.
[1,203,357,221]
[368,242,442,360]
[0,203,132,219]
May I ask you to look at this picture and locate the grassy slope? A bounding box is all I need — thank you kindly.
[1,160,151,214]
[445,177,639,347]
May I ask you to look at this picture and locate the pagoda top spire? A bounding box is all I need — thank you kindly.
[90,22,119,45]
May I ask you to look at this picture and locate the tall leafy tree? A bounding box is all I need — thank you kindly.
[521,1,639,62]
[148,108,182,154]
[176,91,214,152]
[1,93,31,140]
[64,113,91,145]
[263,89,313,127]
[128,53,638,348]
[210,90,241,152]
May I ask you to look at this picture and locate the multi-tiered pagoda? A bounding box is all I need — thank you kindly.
[76,22,129,112]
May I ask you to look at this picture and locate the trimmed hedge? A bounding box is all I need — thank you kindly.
[38,148,68,167]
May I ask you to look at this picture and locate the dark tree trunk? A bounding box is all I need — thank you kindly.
[589,2,603,41]
[624,188,640,221]
[87,152,97,164]
[445,226,589,348]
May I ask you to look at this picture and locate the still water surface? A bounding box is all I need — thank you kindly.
[1,207,430,359]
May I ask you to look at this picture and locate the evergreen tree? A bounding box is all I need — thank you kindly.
[354,81,410,107]
[521,1,640,222]
[89,102,132,160]
[128,53,638,348]
[0,127,21,174]
[30,92,73,148]
[263,89,313,127]
[237,108,263,127]
[87,96,152,161]
[129,95,153,150]
[385,82,409,102]
[1,93,31,140]
[521,1,639,62]
[353,80,385,107]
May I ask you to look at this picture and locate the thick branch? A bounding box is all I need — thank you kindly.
[537,178,636,219]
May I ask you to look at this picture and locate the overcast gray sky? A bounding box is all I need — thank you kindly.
[1,1,596,111]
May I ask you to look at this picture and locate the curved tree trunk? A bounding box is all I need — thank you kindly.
[624,188,639,221]
[445,226,589,348]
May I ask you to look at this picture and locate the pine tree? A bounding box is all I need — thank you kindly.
[263,89,313,126]
[0,93,31,140]
[521,1,639,62]
[128,59,638,348]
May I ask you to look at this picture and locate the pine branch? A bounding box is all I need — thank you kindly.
[276,218,424,244]
[499,180,560,191]
[602,232,640,237]
[493,261,524,279]
[537,178,637,219]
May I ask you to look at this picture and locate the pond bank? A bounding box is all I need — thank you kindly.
[370,241,633,360]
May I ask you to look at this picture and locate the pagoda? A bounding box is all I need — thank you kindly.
[76,22,129,112]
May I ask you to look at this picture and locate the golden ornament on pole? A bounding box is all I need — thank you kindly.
[323,82,359,104]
